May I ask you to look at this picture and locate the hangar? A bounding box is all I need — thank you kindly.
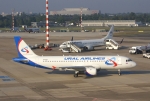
[82,20,142,27]
[50,8,100,15]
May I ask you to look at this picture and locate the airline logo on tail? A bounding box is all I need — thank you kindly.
[18,39,32,55]
[21,46,29,53]
[105,57,117,67]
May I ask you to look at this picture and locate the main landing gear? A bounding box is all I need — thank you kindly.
[74,71,79,78]
[118,69,121,76]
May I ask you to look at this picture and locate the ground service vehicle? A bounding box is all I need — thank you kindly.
[143,53,150,58]
[129,44,150,54]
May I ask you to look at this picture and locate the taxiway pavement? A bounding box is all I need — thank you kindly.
[0,32,150,101]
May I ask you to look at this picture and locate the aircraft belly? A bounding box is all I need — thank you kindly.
[48,62,74,69]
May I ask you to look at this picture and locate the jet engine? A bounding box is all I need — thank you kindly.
[83,46,94,51]
[85,67,97,76]
[13,57,29,63]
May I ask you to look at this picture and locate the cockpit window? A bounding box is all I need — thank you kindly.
[106,40,109,42]
[126,59,132,62]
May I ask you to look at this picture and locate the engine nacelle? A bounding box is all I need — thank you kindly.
[13,57,29,63]
[85,67,97,76]
[84,46,94,51]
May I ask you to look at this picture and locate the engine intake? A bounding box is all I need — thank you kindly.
[85,66,97,76]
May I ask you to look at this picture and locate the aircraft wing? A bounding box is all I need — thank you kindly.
[58,66,94,71]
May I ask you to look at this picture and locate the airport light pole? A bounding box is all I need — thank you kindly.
[12,9,15,31]
[45,0,50,50]
[80,7,83,32]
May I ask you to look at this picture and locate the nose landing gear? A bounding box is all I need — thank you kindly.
[74,71,79,78]
[118,69,121,76]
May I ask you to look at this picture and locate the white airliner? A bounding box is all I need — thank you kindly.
[59,25,114,51]
[13,36,136,77]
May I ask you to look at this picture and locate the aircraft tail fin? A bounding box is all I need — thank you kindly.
[14,36,37,58]
[120,38,124,44]
[104,25,114,39]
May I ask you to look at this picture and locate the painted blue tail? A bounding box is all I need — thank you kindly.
[14,36,24,58]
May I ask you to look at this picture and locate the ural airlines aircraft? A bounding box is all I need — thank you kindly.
[13,36,136,77]
[59,25,114,51]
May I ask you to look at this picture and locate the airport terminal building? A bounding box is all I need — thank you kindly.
[82,20,142,27]
[50,8,100,15]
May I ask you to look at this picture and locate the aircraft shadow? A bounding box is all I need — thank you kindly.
[121,70,150,75]
[46,70,150,78]
[98,70,150,75]
[88,70,150,79]
[46,70,74,74]
[119,46,129,50]
[46,70,112,78]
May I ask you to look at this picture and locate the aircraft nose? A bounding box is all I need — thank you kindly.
[132,62,136,67]
[59,45,63,48]
[60,44,67,49]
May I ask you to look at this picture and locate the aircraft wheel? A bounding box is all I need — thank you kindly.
[74,73,78,78]
[83,47,88,51]
[74,71,79,78]
[118,69,121,76]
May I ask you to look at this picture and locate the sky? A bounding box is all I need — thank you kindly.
[0,0,150,14]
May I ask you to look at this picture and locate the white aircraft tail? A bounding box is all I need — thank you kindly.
[14,36,37,58]
[104,25,114,39]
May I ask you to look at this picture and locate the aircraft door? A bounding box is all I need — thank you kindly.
[67,42,71,47]
[117,57,122,65]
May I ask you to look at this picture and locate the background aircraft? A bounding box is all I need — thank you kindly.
[24,27,40,33]
[59,25,114,51]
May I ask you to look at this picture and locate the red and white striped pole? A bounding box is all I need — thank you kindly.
[45,0,49,49]
[12,9,14,31]
[80,7,83,32]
